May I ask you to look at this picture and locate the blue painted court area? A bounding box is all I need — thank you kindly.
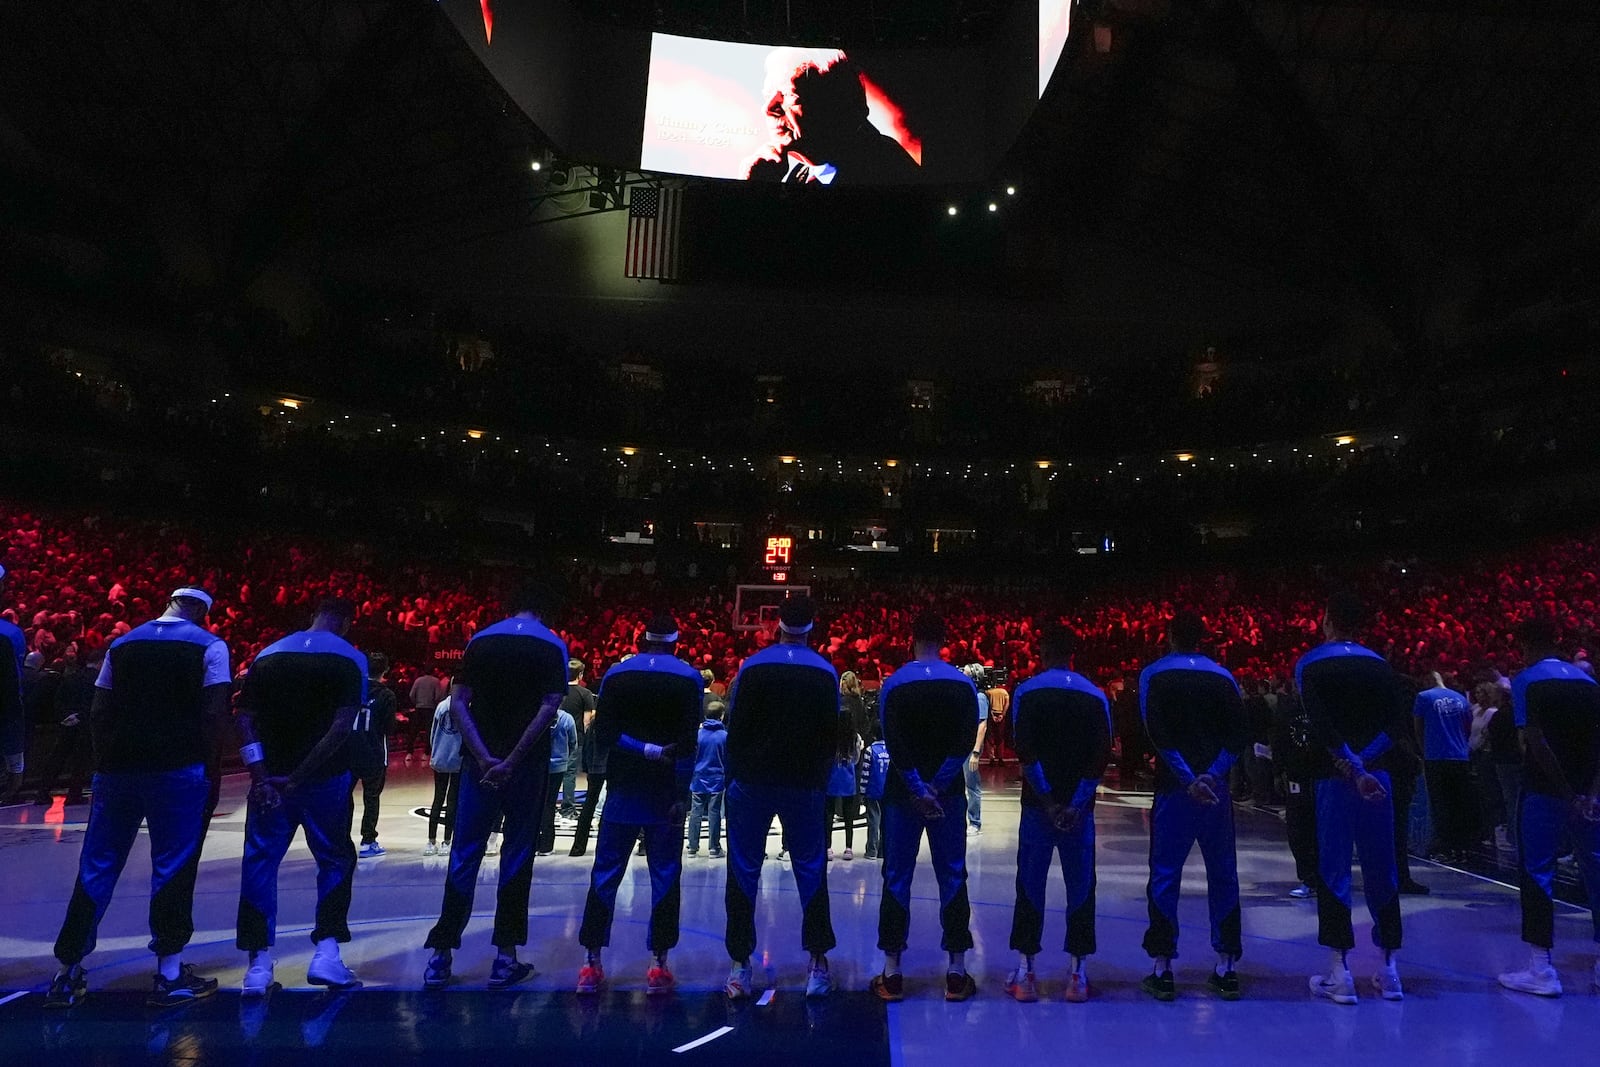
[0,989,890,1066]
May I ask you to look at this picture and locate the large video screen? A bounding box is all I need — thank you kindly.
[1039,0,1073,98]
[640,34,983,185]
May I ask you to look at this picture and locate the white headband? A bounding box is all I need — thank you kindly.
[171,586,214,610]
[779,620,814,635]
[645,629,679,643]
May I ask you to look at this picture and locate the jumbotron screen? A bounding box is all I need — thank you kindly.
[640,35,974,184]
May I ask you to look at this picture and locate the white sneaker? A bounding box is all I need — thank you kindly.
[423,842,439,857]
[242,956,274,997]
[307,952,360,989]
[967,825,982,837]
[805,961,833,998]
[1499,964,1563,997]
[1372,967,1404,1001]
[1309,969,1357,1005]
[485,833,501,857]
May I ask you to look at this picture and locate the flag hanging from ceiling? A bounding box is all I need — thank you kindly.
[625,187,683,281]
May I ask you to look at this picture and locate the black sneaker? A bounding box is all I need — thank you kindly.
[44,965,87,1009]
[1207,969,1241,1000]
[1140,970,1177,1002]
[147,964,218,1008]
[488,959,535,990]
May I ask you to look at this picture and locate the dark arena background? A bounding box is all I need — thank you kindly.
[3,1,1600,1064]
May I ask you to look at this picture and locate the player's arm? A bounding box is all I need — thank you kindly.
[449,682,496,767]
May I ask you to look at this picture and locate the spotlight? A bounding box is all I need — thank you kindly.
[1006,186,1016,196]
[530,160,542,171]
[946,205,958,216]
[988,202,998,212]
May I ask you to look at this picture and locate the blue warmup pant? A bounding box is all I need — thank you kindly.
[425,754,545,950]
[1009,803,1097,958]
[1518,790,1600,948]
[723,779,835,961]
[1143,789,1242,960]
[878,792,973,953]
[1315,771,1402,951]
[236,772,357,951]
[688,791,723,853]
[964,762,982,830]
[579,816,684,952]
[54,764,210,965]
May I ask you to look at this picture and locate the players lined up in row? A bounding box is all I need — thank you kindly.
[20,583,1600,1009]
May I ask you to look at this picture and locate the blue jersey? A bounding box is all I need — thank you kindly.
[96,616,231,773]
[1139,652,1247,794]
[879,658,980,800]
[1512,658,1600,797]
[726,642,841,789]
[1012,668,1112,811]
[1412,686,1470,762]
[242,629,367,780]
[1294,641,1406,780]
[593,651,703,822]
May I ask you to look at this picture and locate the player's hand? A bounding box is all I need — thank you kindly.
[657,744,679,763]
[1572,795,1600,823]
[1048,802,1080,834]
[1188,775,1220,806]
[1355,772,1388,803]
[912,787,944,823]
[1333,758,1357,780]
[481,760,512,789]
[248,780,280,810]
[60,714,81,728]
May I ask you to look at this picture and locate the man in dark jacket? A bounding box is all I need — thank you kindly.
[349,653,396,858]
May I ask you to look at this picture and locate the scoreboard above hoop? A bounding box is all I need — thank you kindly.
[761,536,794,581]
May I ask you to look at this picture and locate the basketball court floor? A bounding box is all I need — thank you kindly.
[2,764,1597,1065]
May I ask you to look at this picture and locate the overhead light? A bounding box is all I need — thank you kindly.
[466,429,485,440]
[987,202,998,212]
[530,160,541,171]
[1036,460,1053,470]
[779,455,797,464]
[621,446,638,456]
[1005,186,1016,196]
[278,397,301,410]
[1175,452,1194,463]
[946,205,958,216]
[1334,435,1355,446]
[884,459,899,468]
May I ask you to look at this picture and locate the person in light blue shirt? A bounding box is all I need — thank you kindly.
[538,708,579,854]
[1412,675,1475,859]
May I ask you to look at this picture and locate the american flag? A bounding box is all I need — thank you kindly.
[625,187,683,281]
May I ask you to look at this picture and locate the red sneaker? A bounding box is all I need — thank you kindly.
[576,963,605,995]
[870,972,905,1002]
[1064,973,1090,1003]
[646,964,676,996]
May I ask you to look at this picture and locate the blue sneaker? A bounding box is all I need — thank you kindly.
[423,953,452,991]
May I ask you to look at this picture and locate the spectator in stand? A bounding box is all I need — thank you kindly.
[426,694,462,855]
[538,705,579,856]
[826,715,862,862]
[1414,672,1475,861]
[407,666,447,760]
[351,652,396,859]
[1478,682,1522,849]
[862,723,889,860]
[962,664,989,839]
[1497,617,1600,998]
[1273,684,1320,899]
[841,671,872,742]
[33,649,96,806]
[559,660,596,820]
[982,684,1010,764]
[45,587,229,1009]
[688,700,727,858]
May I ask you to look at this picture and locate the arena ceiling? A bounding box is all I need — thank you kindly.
[1,0,1596,349]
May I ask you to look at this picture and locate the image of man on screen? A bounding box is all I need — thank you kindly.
[743,50,920,185]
